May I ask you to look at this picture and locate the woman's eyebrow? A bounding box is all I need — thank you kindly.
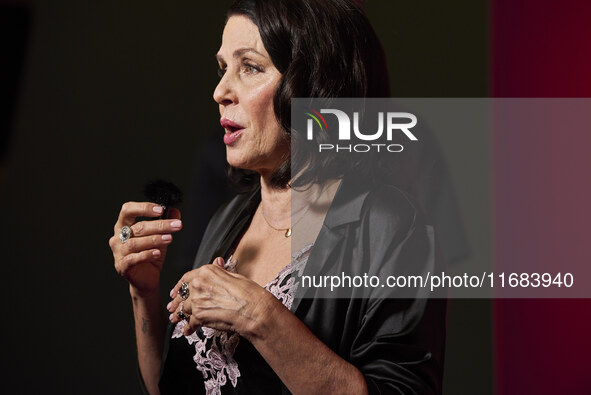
[216,47,264,63]
[233,47,264,58]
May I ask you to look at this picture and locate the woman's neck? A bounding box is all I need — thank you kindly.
[259,174,342,226]
[259,174,291,227]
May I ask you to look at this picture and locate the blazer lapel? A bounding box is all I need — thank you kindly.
[192,186,261,269]
[291,176,370,315]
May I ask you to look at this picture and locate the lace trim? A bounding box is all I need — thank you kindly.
[172,243,313,395]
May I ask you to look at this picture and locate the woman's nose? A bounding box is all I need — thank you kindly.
[213,74,236,105]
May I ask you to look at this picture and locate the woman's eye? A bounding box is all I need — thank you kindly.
[243,64,261,74]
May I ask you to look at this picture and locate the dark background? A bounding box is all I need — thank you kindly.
[1,0,492,393]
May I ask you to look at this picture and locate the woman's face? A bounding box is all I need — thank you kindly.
[213,15,287,175]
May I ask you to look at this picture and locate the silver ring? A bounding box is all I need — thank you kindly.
[120,226,132,244]
[177,301,190,321]
[178,282,190,300]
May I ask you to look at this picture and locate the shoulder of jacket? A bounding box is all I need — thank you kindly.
[361,183,423,231]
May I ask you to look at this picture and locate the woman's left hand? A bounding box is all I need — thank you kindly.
[167,258,278,340]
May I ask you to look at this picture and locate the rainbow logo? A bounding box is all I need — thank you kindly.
[305,109,329,132]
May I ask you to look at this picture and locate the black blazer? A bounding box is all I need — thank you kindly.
[158,176,446,394]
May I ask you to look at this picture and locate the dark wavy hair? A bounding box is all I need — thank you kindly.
[226,0,391,190]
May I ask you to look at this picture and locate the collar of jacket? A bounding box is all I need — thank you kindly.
[290,177,371,313]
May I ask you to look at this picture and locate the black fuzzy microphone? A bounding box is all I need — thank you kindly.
[143,179,183,219]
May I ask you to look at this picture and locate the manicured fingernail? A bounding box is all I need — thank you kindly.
[166,302,172,311]
[153,206,163,214]
[169,313,174,321]
[152,250,161,257]
[170,220,182,228]
[162,234,172,241]
[170,289,175,298]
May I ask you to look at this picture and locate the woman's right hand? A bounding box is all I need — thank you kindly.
[110,202,182,295]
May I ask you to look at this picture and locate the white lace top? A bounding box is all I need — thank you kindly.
[171,243,313,395]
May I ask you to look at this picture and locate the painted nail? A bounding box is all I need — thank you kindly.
[153,206,163,214]
[170,289,175,298]
[170,220,182,228]
[162,234,172,241]
[169,313,174,321]
[152,250,161,257]
[166,302,172,311]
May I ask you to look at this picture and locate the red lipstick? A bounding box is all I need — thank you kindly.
[220,118,245,145]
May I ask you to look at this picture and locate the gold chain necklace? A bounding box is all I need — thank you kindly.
[261,205,309,237]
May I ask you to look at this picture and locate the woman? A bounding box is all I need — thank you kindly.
[110,0,445,394]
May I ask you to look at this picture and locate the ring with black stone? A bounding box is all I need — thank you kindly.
[177,301,190,321]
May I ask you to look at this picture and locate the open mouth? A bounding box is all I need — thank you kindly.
[220,118,245,145]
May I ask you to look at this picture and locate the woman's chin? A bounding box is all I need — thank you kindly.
[225,155,252,171]
[226,152,283,176]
